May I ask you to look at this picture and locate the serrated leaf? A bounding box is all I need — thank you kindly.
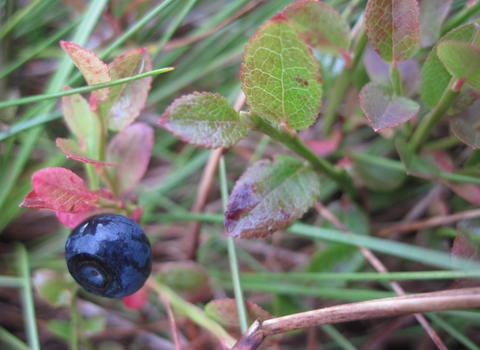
[421,23,480,109]
[106,123,153,193]
[241,17,322,130]
[419,0,452,47]
[283,0,351,63]
[224,155,321,238]
[159,92,246,148]
[98,48,152,131]
[450,99,480,149]
[437,41,480,92]
[60,41,110,102]
[61,89,99,144]
[365,0,420,62]
[350,152,406,191]
[359,82,419,131]
[32,167,98,213]
[56,138,117,166]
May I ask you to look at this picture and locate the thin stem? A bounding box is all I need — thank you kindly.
[408,80,460,152]
[0,67,175,110]
[17,244,40,350]
[442,1,480,35]
[220,156,249,334]
[240,112,357,199]
[390,63,403,96]
[0,327,31,350]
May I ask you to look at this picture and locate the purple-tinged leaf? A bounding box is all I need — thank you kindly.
[450,99,480,149]
[98,48,152,131]
[106,123,153,193]
[160,92,246,148]
[225,155,320,238]
[449,183,480,206]
[282,0,351,64]
[421,23,480,109]
[304,127,342,157]
[349,152,406,192]
[452,219,480,286]
[32,167,98,213]
[60,41,110,102]
[419,0,452,47]
[365,0,420,62]
[241,16,322,130]
[359,82,419,131]
[56,138,117,166]
[61,88,99,145]
[364,44,420,97]
[437,41,480,92]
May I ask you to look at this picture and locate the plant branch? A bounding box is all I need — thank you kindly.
[240,112,358,199]
[233,287,480,350]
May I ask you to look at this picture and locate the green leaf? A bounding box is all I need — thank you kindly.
[365,0,420,62]
[159,92,246,148]
[225,155,321,238]
[350,152,406,192]
[283,0,351,64]
[98,48,153,131]
[359,82,419,131]
[241,17,322,130]
[32,269,73,307]
[419,0,452,47]
[421,23,480,109]
[452,219,480,279]
[396,139,446,180]
[437,41,480,92]
[60,41,111,102]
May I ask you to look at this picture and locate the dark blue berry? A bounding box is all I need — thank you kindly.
[65,213,152,298]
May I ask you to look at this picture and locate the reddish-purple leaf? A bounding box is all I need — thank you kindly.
[60,41,110,102]
[449,183,480,206]
[450,99,480,149]
[364,44,420,97]
[241,16,322,130]
[304,127,342,157]
[122,285,149,309]
[365,0,420,62]
[19,190,51,209]
[56,138,117,166]
[160,92,246,148]
[32,167,98,213]
[419,0,452,47]
[282,0,351,64]
[452,219,480,286]
[359,82,419,131]
[98,48,152,131]
[225,155,321,238]
[106,123,153,193]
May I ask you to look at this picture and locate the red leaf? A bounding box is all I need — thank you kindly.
[304,128,342,157]
[60,41,111,102]
[32,167,98,213]
[122,285,149,309]
[56,207,112,228]
[19,190,51,210]
[56,138,118,166]
[106,123,154,193]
